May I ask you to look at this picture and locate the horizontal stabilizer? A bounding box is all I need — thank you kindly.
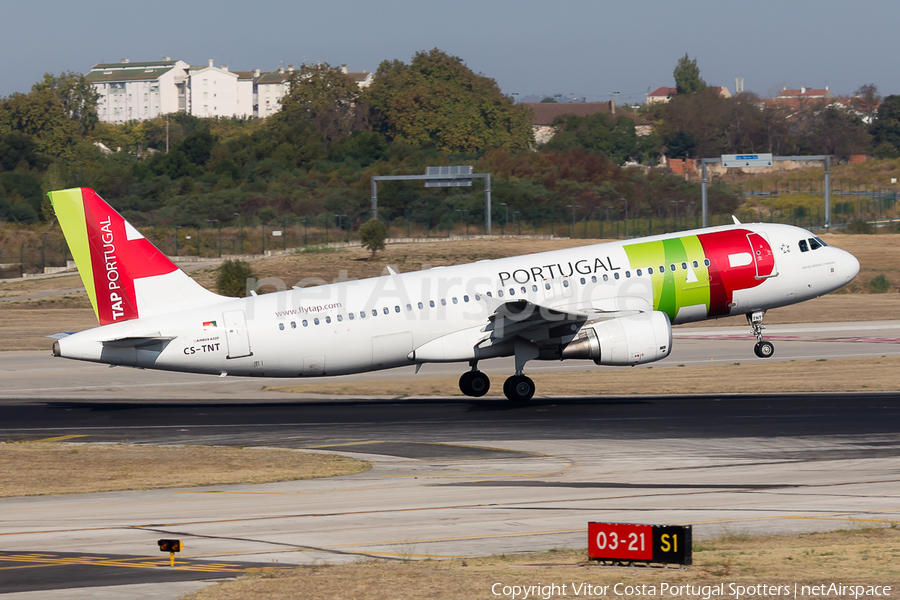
[101,335,175,348]
[45,332,76,340]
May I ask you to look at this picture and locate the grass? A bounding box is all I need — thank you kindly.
[265,356,900,397]
[0,443,370,496]
[183,528,900,600]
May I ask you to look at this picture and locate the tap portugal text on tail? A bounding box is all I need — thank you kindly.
[47,187,859,401]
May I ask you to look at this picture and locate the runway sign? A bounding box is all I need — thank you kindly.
[588,522,692,565]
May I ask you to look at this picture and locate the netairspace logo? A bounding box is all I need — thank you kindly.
[490,582,892,599]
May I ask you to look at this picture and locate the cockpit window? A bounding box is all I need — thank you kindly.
[808,237,822,250]
[799,239,809,252]
[814,236,827,247]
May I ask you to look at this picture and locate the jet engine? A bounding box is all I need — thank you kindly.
[561,311,672,366]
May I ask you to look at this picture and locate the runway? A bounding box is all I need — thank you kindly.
[1,321,899,598]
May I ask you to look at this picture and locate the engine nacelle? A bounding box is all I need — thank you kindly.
[561,311,672,366]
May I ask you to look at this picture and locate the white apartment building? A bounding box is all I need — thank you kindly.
[87,58,189,124]
[187,60,253,118]
[88,59,370,122]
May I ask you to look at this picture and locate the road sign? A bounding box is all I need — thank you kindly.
[721,153,773,168]
[588,522,691,565]
[425,165,473,187]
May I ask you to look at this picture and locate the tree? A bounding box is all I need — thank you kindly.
[673,53,706,96]
[365,49,534,153]
[358,218,387,257]
[216,260,255,297]
[870,95,900,158]
[543,112,661,164]
[853,83,881,119]
[278,63,368,145]
[31,72,100,137]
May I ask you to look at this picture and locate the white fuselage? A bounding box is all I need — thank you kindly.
[55,223,859,378]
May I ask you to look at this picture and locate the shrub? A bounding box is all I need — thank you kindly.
[868,274,891,294]
[359,218,387,257]
[846,219,874,234]
[216,259,255,297]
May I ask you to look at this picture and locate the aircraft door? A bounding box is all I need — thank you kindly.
[223,310,252,358]
[747,233,777,279]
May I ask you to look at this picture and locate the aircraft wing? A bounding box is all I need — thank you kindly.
[410,296,643,363]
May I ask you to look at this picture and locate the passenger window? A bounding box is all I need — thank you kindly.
[508,288,515,295]
[591,276,597,283]
[704,259,710,267]
[441,298,447,305]
[395,305,400,313]
[521,287,527,294]
[348,313,354,321]
[372,309,378,316]
[497,290,503,297]
[544,283,550,290]
[464,295,469,302]
[360,311,366,319]
[603,274,608,281]
[799,240,809,252]
[487,291,492,297]
[325,316,331,323]
[418,302,423,309]
[580,277,586,284]
[682,262,687,270]
[625,271,631,278]
[637,269,642,276]
[279,323,284,330]
[563,279,570,287]
[692,260,699,268]
[291,321,296,329]
[406,304,412,311]
[808,238,821,250]
[302,320,308,327]
[337,315,343,322]
[453,297,459,304]
[383,307,389,314]
[475,294,481,300]
[429,300,435,307]
[670,264,676,272]
[659,265,665,272]
[614,272,620,280]
[533,284,539,291]
[648,267,654,274]
[314,318,320,325]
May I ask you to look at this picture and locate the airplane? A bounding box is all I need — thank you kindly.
[48,187,859,401]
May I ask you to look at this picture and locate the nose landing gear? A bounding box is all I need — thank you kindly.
[748,311,775,358]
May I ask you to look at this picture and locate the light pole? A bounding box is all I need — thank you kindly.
[618,197,629,237]
[513,210,521,235]
[334,214,348,243]
[232,213,242,255]
[205,219,218,257]
[455,209,468,238]
[302,217,308,248]
[566,204,581,238]
[41,232,48,272]
[174,226,182,257]
[669,201,684,230]
[499,202,508,235]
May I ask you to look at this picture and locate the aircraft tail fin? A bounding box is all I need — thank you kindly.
[48,187,223,326]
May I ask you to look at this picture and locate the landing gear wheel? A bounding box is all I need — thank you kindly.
[459,371,490,397]
[468,371,490,397]
[754,340,775,358]
[503,375,535,402]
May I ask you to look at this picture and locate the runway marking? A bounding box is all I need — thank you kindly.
[302,440,387,448]
[28,434,88,443]
[0,552,259,573]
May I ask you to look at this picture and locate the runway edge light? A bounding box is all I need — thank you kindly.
[158,539,183,567]
[588,522,692,566]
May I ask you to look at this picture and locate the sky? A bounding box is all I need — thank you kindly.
[2,0,899,102]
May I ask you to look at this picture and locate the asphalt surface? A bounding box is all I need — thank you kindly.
[1,321,899,598]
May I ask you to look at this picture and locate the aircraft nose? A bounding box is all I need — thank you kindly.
[842,250,860,283]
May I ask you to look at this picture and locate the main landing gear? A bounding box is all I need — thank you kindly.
[459,361,490,397]
[748,310,775,358]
